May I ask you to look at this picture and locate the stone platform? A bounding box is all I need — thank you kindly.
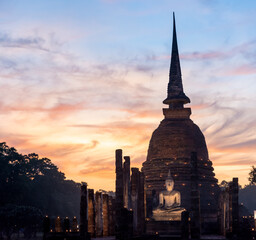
[146,220,182,236]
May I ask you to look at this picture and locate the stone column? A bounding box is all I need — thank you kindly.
[103,194,109,236]
[64,217,70,232]
[219,191,225,236]
[72,217,78,232]
[115,149,124,239]
[226,192,230,234]
[121,207,133,240]
[219,190,230,236]
[229,183,232,233]
[181,211,189,240]
[55,217,62,232]
[190,152,201,239]
[191,190,201,239]
[108,196,115,236]
[123,156,131,210]
[88,188,95,237]
[95,191,103,237]
[43,216,50,233]
[43,216,50,240]
[231,178,239,238]
[139,171,145,234]
[110,197,116,236]
[131,168,139,234]
[131,168,145,236]
[80,183,88,239]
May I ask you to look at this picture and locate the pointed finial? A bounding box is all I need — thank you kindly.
[163,12,190,108]
[172,12,177,54]
[166,170,173,181]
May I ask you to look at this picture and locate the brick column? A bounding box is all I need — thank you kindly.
[72,217,78,232]
[88,188,95,237]
[108,196,115,235]
[115,149,124,239]
[95,191,103,237]
[123,156,131,209]
[181,211,189,240]
[231,178,239,238]
[103,194,109,236]
[80,183,88,239]
[131,168,145,236]
[55,216,62,232]
[190,152,201,239]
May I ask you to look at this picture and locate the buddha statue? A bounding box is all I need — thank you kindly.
[152,170,185,221]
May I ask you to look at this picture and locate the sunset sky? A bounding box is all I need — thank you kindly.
[1,0,256,190]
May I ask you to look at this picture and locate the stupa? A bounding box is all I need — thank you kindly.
[142,14,220,232]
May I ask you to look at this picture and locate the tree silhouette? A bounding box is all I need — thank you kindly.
[249,165,256,185]
[0,142,81,237]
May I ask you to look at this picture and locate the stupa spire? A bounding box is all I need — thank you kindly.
[163,13,190,109]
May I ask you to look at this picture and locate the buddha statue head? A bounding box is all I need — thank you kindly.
[165,170,174,192]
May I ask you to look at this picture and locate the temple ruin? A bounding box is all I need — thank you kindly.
[43,14,242,240]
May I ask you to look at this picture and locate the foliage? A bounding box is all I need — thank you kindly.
[237,167,256,214]
[0,204,43,238]
[249,165,256,185]
[219,180,229,188]
[0,142,81,232]
[239,184,256,214]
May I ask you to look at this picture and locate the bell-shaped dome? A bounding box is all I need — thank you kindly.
[147,118,209,162]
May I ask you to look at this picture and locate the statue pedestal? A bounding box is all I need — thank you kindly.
[146,211,189,238]
[152,207,185,221]
[146,220,182,236]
